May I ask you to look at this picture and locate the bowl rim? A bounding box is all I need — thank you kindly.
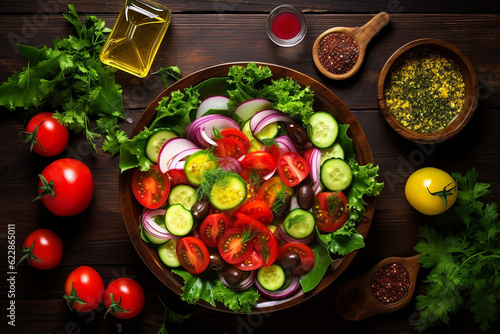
[377,38,479,144]
[119,61,376,314]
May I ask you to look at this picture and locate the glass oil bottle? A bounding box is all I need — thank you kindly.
[100,0,171,77]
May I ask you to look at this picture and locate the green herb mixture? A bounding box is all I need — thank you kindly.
[130,63,383,312]
[415,168,500,332]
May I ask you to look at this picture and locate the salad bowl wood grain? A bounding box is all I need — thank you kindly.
[119,62,376,313]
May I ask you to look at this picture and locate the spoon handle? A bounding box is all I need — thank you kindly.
[356,12,390,46]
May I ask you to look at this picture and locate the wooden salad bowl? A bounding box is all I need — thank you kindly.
[377,38,479,144]
[119,62,376,313]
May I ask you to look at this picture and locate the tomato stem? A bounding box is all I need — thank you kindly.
[16,241,42,267]
[63,282,87,311]
[34,174,55,201]
[103,292,129,319]
[426,182,457,208]
[19,120,45,152]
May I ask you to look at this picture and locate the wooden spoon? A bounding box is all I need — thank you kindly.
[312,12,390,80]
[336,254,421,321]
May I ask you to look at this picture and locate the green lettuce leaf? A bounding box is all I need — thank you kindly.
[299,238,334,292]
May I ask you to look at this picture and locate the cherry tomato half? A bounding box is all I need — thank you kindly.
[312,192,349,232]
[37,158,94,217]
[199,213,230,247]
[214,137,246,158]
[220,128,251,152]
[279,242,314,275]
[167,169,190,187]
[257,176,284,208]
[104,278,145,319]
[235,250,264,271]
[240,151,276,178]
[64,266,104,313]
[277,152,310,187]
[22,112,69,157]
[132,164,171,209]
[218,227,254,265]
[176,237,210,274]
[19,228,63,270]
[237,200,274,225]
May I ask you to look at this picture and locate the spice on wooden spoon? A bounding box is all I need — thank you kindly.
[336,254,421,321]
[312,12,390,80]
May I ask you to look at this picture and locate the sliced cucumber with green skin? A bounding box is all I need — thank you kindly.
[307,112,339,149]
[168,184,197,210]
[165,204,194,236]
[242,120,263,152]
[320,158,353,191]
[320,142,345,165]
[255,122,279,141]
[283,208,315,239]
[143,219,168,245]
[146,129,178,163]
[184,151,218,186]
[209,174,247,211]
[158,239,181,267]
[257,264,286,291]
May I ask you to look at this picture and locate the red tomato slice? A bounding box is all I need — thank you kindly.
[214,137,246,158]
[221,128,251,152]
[218,227,254,264]
[240,170,260,202]
[264,144,281,163]
[199,214,230,247]
[313,192,349,232]
[235,250,263,271]
[167,169,190,187]
[240,151,276,178]
[176,237,210,274]
[132,165,171,209]
[279,242,315,275]
[237,200,273,225]
[256,176,284,208]
[277,152,310,187]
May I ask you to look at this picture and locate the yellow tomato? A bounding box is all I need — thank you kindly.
[405,167,458,215]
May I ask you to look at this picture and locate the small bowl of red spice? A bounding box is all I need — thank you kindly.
[378,38,479,143]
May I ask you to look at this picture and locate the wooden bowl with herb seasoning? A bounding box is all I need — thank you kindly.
[378,38,478,143]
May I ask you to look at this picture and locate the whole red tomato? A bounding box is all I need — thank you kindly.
[64,266,104,313]
[18,228,63,270]
[22,112,69,157]
[104,278,145,319]
[36,158,94,217]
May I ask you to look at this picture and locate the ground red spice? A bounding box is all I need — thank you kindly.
[371,263,410,304]
[317,33,359,74]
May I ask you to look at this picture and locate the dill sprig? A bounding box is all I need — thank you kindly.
[196,167,234,200]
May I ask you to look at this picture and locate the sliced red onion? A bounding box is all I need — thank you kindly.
[168,148,201,171]
[200,127,218,146]
[309,148,321,184]
[290,196,299,211]
[217,270,256,291]
[312,181,322,195]
[255,275,301,299]
[219,156,242,174]
[275,224,315,245]
[142,209,175,240]
[274,135,298,153]
[253,114,293,135]
[249,110,281,132]
[234,98,274,121]
[186,115,239,147]
[158,138,199,173]
[196,96,230,119]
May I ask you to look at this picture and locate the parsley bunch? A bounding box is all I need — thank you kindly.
[415,168,500,332]
[0,4,126,155]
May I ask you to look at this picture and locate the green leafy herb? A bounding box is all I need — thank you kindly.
[414,168,500,332]
[272,186,286,213]
[156,295,190,334]
[241,227,255,243]
[212,126,223,140]
[299,238,334,293]
[195,166,232,200]
[286,214,306,229]
[152,65,182,89]
[0,4,126,156]
[261,137,278,147]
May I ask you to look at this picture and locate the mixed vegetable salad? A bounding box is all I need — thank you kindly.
[119,63,383,312]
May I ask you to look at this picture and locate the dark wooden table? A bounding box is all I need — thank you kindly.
[1,1,499,333]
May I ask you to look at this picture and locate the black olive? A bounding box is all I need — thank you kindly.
[296,184,314,210]
[273,192,291,220]
[286,123,308,146]
[279,252,301,271]
[222,267,244,285]
[191,200,210,221]
[209,253,227,272]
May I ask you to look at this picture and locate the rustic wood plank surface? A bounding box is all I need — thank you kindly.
[1,0,499,333]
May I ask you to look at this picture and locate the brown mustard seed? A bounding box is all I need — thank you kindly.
[317,33,359,75]
[371,263,411,304]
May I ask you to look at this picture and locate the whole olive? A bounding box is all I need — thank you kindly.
[286,123,308,146]
[273,192,291,220]
[209,253,227,272]
[296,184,314,210]
[279,252,301,271]
[191,200,210,221]
[222,267,244,286]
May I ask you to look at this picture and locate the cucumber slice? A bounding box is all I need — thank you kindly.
[320,142,345,165]
[283,209,315,239]
[146,129,178,163]
[320,158,353,191]
[255,122,279,141]
[184,151,218,186]
[143,219,168,245]
[257,264,286,291]
[242,120,263,152]
[168,184,197,210]
[306,112,339,149]
[157,239,181,267]
[164,204,194,236]
[209,174,247,211]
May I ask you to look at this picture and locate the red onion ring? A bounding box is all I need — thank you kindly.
[254,275,301,299]
[253,114,293,135]
[142,209,175,240]
[168,148,202,171]
[250,110,281,132]
[158,138,199,173]
[275,224,315,245]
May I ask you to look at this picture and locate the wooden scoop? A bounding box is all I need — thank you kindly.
[336,254,421,321]
[312,12,390,80]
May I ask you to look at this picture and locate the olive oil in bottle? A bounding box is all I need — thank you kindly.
[100,0,171,77]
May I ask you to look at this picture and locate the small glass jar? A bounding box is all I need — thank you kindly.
[100,0,171,77]
[267,5,307,47]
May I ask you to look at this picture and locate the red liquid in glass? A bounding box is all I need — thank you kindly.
[271,12,301,40]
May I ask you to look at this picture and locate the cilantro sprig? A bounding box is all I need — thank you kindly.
[414,168,500,332]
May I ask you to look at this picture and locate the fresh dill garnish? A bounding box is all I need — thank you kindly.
[286,214,306,229]
[249,169,261,188]
[196,167,233,200]
[241,227,255,243]
[261,138,279,147]
[212,127,223,140]
[272,186,287,213]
